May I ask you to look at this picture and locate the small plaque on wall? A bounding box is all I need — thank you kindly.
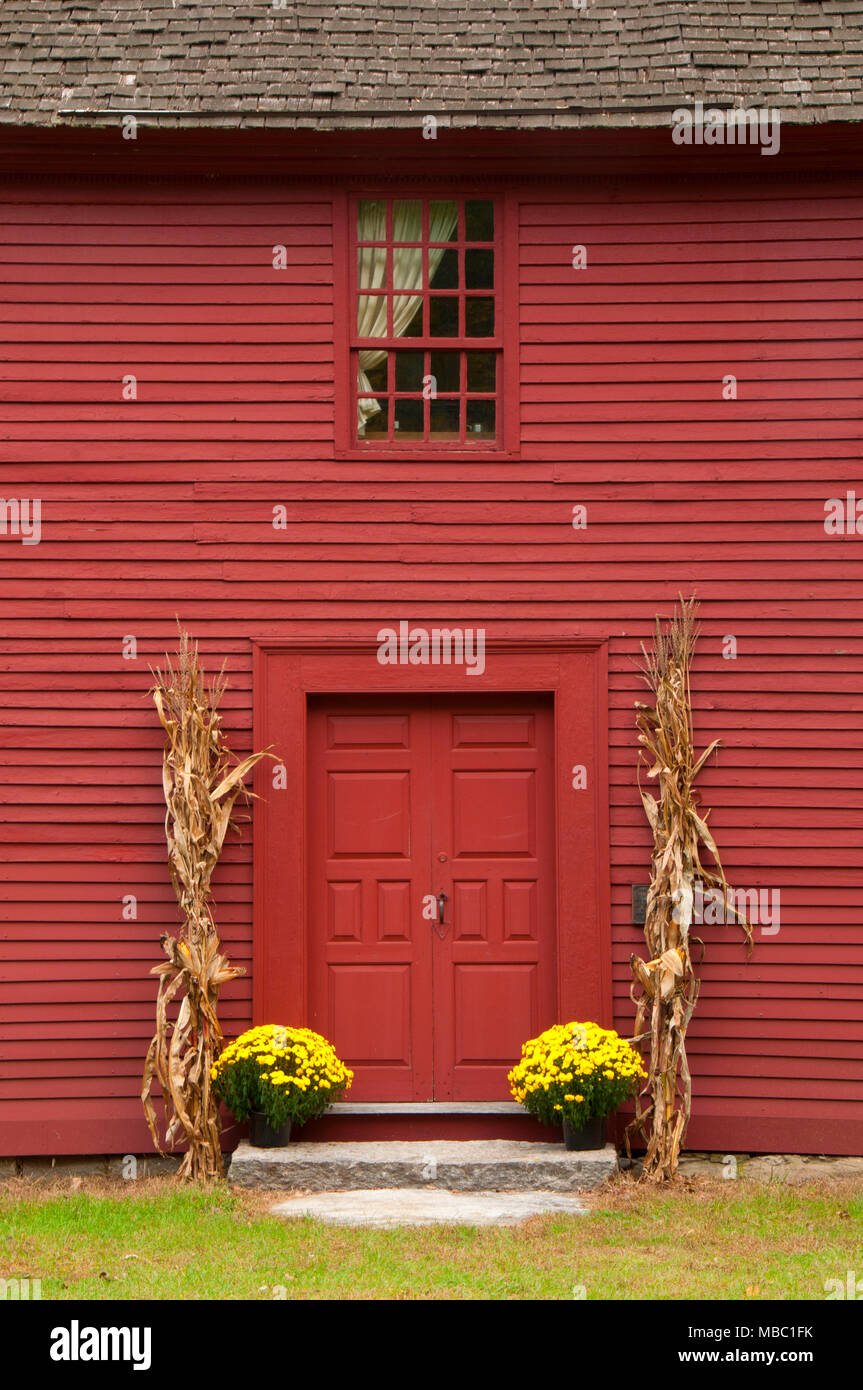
[631,884,649,924]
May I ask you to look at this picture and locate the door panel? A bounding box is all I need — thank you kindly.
[307,693,556,1100]
[307,696,434,1100]
[431,697,556,1098]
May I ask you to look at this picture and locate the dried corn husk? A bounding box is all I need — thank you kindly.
[626,597,752,1181]
[141,625,272,1180]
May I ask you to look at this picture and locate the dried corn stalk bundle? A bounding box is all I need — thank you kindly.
[142,627,271,1180]
[627,597,752,1181]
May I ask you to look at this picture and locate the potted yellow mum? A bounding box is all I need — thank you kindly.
[508,1021,645,1150]
[211,1024,353,1147]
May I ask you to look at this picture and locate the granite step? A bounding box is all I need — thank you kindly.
[295,1100,554,1142]
[270,1188,590,1226]
[325,1102,525,1115]
[228,1138,617,1193]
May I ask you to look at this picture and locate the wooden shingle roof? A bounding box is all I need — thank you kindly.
[1,0,862,129]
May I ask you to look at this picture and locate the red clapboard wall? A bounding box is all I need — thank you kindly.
[0,128,861,1156]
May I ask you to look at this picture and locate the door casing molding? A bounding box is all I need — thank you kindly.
[251,636,612,1032]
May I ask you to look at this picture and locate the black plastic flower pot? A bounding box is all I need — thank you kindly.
[249,1112,292,1148]
[562,1115,605,1151]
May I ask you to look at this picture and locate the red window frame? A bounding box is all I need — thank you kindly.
[334,190,520,460]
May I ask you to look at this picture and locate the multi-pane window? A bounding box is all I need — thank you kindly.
[351,197,500,446]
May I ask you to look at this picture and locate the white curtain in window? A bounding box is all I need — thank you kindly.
[356,200,459,434]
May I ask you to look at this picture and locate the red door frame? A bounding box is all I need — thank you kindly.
[251,637,612,1036]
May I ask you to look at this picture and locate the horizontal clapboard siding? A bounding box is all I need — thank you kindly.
[0,168,861,1154]
[521,187,863,1152]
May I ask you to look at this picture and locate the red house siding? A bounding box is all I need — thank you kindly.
[1,131,861,1155]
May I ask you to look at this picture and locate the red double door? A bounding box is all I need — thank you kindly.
[307,693,556,1100]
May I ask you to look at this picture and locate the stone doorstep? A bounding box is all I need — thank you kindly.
[270,1188,589,1227]
[323,1101,524,1115]
[228,1139,618,1193]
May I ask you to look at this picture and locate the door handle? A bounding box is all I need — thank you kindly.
[432,892,448,940]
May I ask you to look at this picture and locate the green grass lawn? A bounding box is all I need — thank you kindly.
[2,1175,861,1300]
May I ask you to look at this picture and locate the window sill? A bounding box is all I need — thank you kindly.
[333,444,522,464]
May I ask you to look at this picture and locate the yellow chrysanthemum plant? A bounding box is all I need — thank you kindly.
[508,1021,645,1136]
[211,1024,353,1133]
